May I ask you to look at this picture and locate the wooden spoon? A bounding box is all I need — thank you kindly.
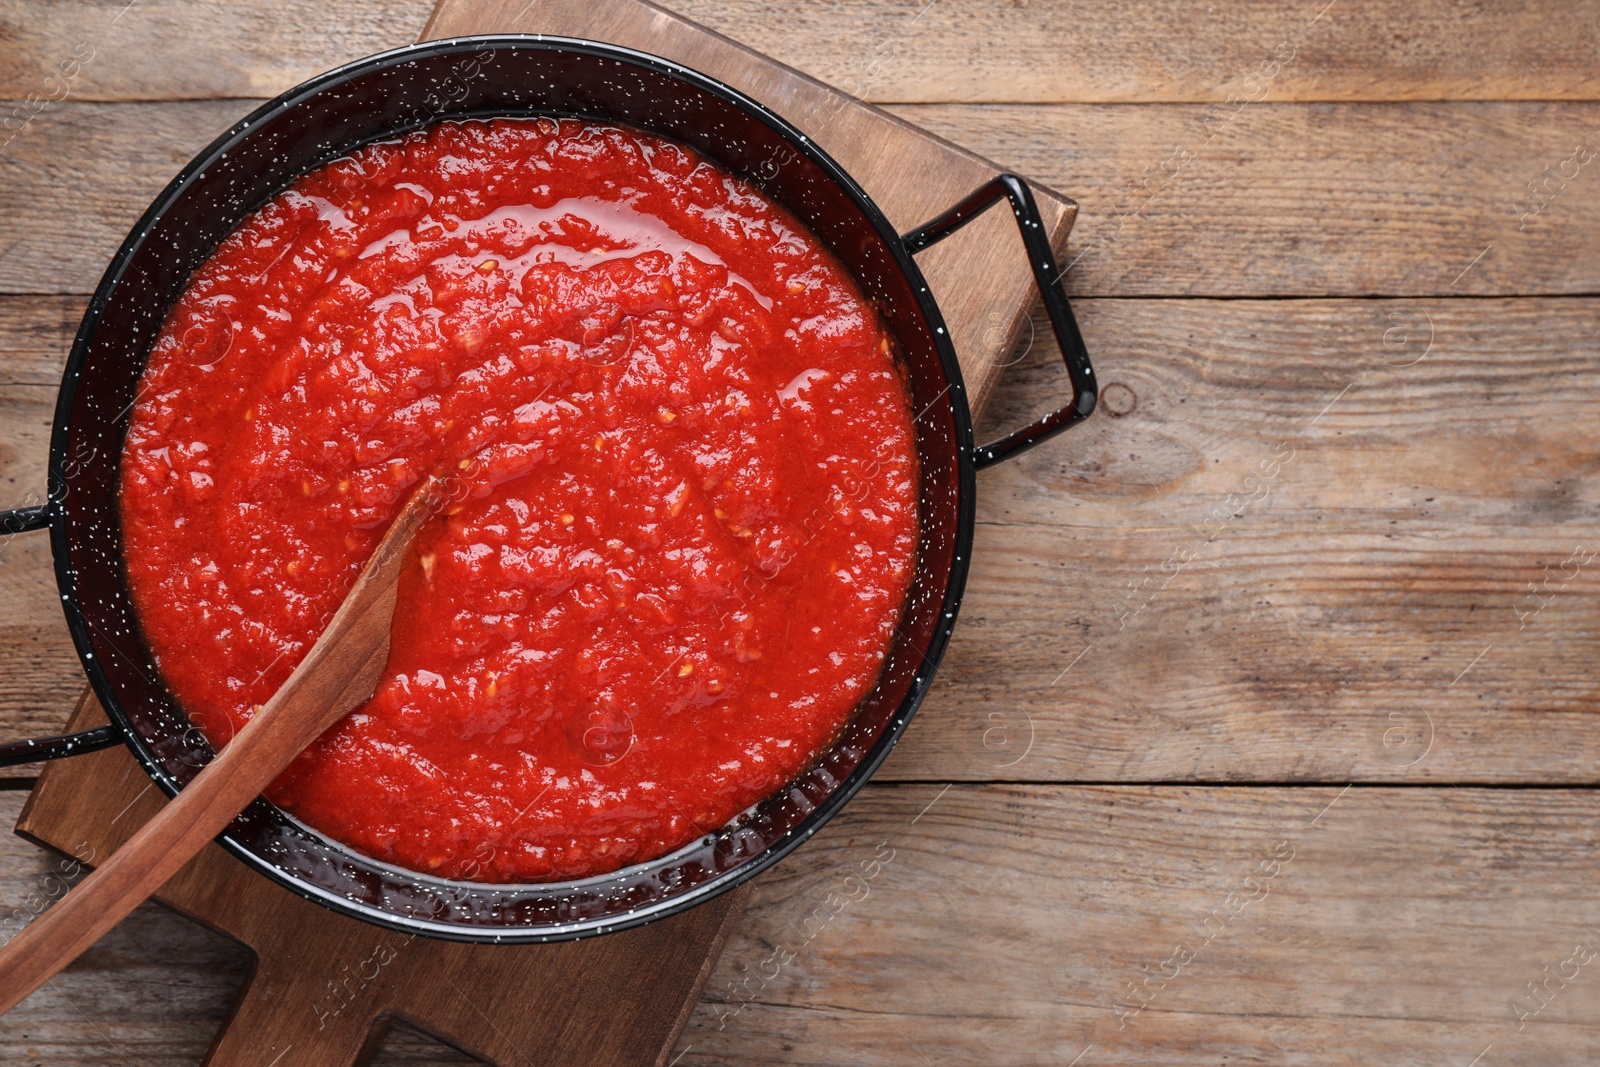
[0,474,447,1016]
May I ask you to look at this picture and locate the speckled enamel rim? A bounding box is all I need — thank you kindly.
[45,35,981,941]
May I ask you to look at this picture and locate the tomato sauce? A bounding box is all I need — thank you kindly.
[119,118,918,882]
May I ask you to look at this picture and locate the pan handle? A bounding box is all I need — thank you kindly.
[1,504,50,535]
[0,503,124,767]
[901,173,1096,468]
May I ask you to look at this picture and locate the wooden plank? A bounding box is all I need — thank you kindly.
[0,384,50,508]
[0,296,74,767]
[7,784,1600,1065]
[0,99,253,297]
[894,294,1600,783]
[669,0,1600,104]
[9,294,1600,783]
[0,295,79,386]
[892,100,1600,297]
[0,95,1066,406]
[6,99,1600,298]
[4,0,1600,104]
[5,295,1600,784]
[0,532,84,774]
[682,783,1600,1066]
[0,0,431,102]
[0,332,74,774]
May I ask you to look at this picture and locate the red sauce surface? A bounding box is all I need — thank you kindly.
[120,118,918,882]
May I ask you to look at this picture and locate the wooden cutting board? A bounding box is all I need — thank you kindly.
[20,691,746,1065]
[14,1,1079,1063]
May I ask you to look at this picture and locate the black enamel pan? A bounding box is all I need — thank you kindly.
[0,36,1094,942]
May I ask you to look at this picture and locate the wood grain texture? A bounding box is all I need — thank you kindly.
[0,533,81,773]
[6,296,1598,784]
[666,0,1600,104]
[892,100,1600,297]
[0,0,432,102]
[0,295,79,386]
[4,0,1600,103]
[682,781,1600,1067]
[896,295,1600,783]
[0,96,1067,419]
[7,99,1600,298]
[8,782,1600,1066]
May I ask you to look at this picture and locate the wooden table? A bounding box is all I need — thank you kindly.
[2,1,1599,1063]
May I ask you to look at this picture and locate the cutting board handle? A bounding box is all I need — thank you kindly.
[204,961,386,1067]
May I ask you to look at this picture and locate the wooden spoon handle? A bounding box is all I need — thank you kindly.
[0,475,441,1016]
[0,658,376,1013]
